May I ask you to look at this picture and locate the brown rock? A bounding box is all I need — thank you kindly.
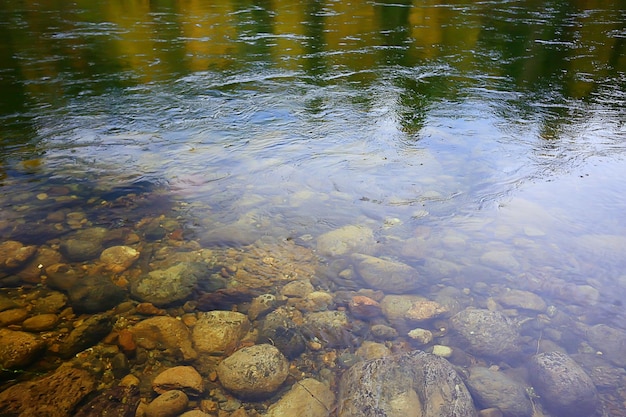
[130,316,197,361]
[404,300,449,322]
[0,308,29,327]
[135,302,167,316]
[0,328,46,370]
[0,366,96,417]
[22,313,59,332]
[153,366,204,397]
[100,246,140,273]
[145,390,189,417]
[74,384,141,417]
[0,240,37,271]
[117,329,137,355]
[348,295,381,319]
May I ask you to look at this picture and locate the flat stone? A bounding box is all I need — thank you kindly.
[131,262,208,307]
[0,240,37,271]
[0,308,29,326]
[404,300,449,322]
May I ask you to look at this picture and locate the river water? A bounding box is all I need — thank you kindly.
[1,0,625,415]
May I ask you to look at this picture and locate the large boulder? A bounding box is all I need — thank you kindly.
[465,367,532,417]
[217,344,289,399]
[449,308,521,362]
[529,352,599,417]
[338,350,478,417]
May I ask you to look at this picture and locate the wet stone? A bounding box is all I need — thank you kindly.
[152,366,204,397]
[130,262,208,307]
[0,328,46,370]
[192,310,251,354]
[74,384,141,417]
[370,324,398,340]
[465,366,533,417]
[348,295,382,320]
[258,309,306,359]
[56,313,113,359]
[0,240,38,272]
[316,224,376,257]
[145,390,189,417]
[529,351,599,417]
[0,294,18,312]
[0,366,97,417]
[60,237,104,262]
[99,245,140,273]
[304,310,356,348]
[405,300,449,322]
[352,253,424,294]
[584,324,626,367]
[266,378,335,417]
[68,274,127,313]
[22,313,60,332]
[0,307,29,326]
[497,289,546,312]
[338,350,477,417]
[449,308,521,362]
[217,344,289,399]
[130,316,197,361]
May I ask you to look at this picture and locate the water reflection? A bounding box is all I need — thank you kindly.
[1,0,626,415]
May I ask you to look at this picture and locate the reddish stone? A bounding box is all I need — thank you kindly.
[348,295,382,319]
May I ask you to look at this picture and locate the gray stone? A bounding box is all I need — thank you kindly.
[60,228,108,262]
[352,254,424,294]
[68,274,126,313]
[529,351,599,417]
[338,350,477,417]
[259,309,306,359]
[304,310,356,348]
[585,324,626,367]
[465,367,532,417]
[449,308,521,361]
[266,378,335,417]
[497,290,546,312]
[130,262,208,307]
[217,344,289,399]
[317,225,376,257]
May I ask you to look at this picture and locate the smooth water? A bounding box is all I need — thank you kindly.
[1,0,626,413]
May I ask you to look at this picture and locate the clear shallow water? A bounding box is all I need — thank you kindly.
[1,0,626,413]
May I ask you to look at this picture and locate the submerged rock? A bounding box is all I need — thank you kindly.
[129,316,197,361]
[528,351,599,417]
[465,367,532,417]
[56,313,113,359]
[99,245,140,273]
[130,262,208,307]
[259,309,306,359]
[316,225,376,257]
[585,324,626,367]
[0,366,97,417]
[67,274,126,313]
[0,240,37,272]
[449,308,521,362]
[192,311,251,354]
[145,390,189,417]
[352,254,424,294]
[152,366,204,397]
[266,378,335,417]
[338,350,477,417]
[304,310,356,348]
[217,344,289,399]
[0,328,46,371]
[74,384,140,417]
